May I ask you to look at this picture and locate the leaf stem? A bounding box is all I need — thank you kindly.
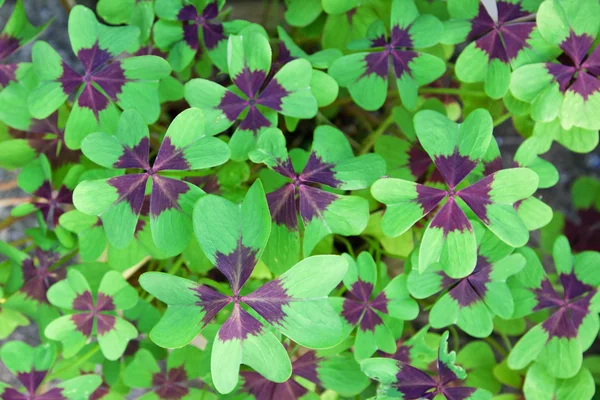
[46,345,100,380]
[335,235,355,258]
[418,87,488,98]
[483,336,508,357]
[449,325,460,352]
[493,113,512,127]
[359,114,395,155]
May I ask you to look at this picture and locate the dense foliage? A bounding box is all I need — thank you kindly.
[0,0,599,399]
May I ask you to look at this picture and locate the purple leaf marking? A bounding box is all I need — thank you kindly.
[0,63,17,88]
[433,151,478,189]
[149,175,191,217]
[108,174,148,215]
[192,285,231,326]
[429,197,471,235]
[241,351,320,400]
[416,184,447,214]
[546,32,600,99]
[20,249,64,303]
[57,43,128,117]
[533,272,596,338]
[483,156,503,176]
[468,1,535,63]
[456,174,493,224]
[341,280,389,332]
[32,182,73,229]
[177,3,225,50]
[1,370,66,400]
[218,304,263,341]
[394,363,437,399]
[266,184,298,229]
[0,34,20,60]
[362,28,418,80]
[113,137,150,169]
[408,144,432,179]
[71,291,116,337]
[214,240,258,295]
[565,208,600,252]
[217,66,291,133]
[153,137,191,171]
[243,279,291,326]
[298,185,338,224]
[444,256,491,307]
[300,153,343,188]
[152,365,189,400]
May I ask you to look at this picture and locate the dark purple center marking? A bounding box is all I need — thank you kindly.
[416,184,448,214]
[218,304,263,341]
[546,31,600,100]
[149,175,190,217]
[32,181,73,229]
[20,249,63,303]
[483,156,503,176]
[291,351,320,384]
[192,284,231,326]
[241,371,308,400]
[362,27,418,80]
[71,291,117,337]
[57,42,128,117]
[216,66,290,133]
[443,256,491,307]
[433,150,478,189]
[429,197,471,235]
[533,272,596,338]
[267,153,345,227]
[152,365,189,400]
[177,3,225,50]
[341,280,390,332]
[243,279,292,326]
[214,240,258,295]
[467,1,535,63]
[456,174,493,224]
[2,369,66,400]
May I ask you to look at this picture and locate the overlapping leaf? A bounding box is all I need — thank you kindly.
[45,269,139,360]
[185,32,318,160]
[140,181,347,394]
[372,109,538,278]
[73,108,229,253]
[250,127,385,273]
[507,236,600,379]
[28,5,171,149]
[328,0,446,110]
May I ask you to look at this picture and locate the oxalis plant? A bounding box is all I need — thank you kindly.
[0,0,599,399]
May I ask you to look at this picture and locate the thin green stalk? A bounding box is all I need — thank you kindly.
[46,345,100,380]
[499,331,513,351]
[419,87,488,97]
[449,325,460,352]
[484,336,508,357]
[360,114,395,155]
[493,112,512,127]
[335,235,355,258]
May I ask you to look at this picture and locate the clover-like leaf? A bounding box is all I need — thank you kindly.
[123,347,207,399]
[242,350,370,399]
[507,236,600,379]
[45,269,139,360]
[372,109,538,278]
[445,0,558,99]
[328,0,445,110]
[185,32,318,160]
[0,341,102,400]
[0,0,50,89]
[250,126,385,273]
[523,363,596,400]
[28,5,171,149]
[141,180,347,394]
[510,0,600,131]
[331,252,418,361]
[73,108,228,253]
[360,332,492,400]
[409,221,525,337]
